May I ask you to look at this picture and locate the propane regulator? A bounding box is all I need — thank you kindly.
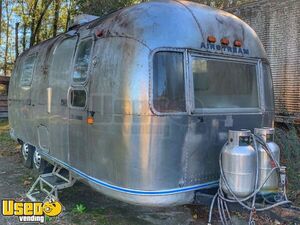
[208,127,290,225]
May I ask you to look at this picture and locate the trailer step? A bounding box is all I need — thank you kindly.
[26,164,76,202]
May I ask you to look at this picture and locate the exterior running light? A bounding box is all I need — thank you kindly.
[221,38,230,45]
[207,36,217,43]
[234,40,243,47]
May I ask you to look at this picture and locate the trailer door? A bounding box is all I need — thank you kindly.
[48,36,78,162]
[16,53,38,142]
[68,37,94,172]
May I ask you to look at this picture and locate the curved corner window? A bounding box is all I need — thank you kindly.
[153,51,186,113]
[50,37,77,83]
[262,64,274,111]
[70,89,87,108]
[72,39,93,83]
[192,57,259,109]
[20,54,37,87]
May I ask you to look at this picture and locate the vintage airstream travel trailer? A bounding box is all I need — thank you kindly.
[8,0,275,206]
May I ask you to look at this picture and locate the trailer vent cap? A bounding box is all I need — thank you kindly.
[68,14,99,30]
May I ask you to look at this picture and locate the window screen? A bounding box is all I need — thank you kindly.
[73,39,93,82]
[20,54,37,86]
[192,58,258,109]
[262,64,274,110]
[153,52,185,113]
[70,89,86,108]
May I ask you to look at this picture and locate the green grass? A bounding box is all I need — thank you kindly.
[72,203,87,214]
[0,119,12,143]
[275,124,300,206]
[0,119,19,156]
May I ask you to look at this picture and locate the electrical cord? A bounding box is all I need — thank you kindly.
[207,133,291,225]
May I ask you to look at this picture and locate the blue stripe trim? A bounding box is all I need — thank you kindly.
[40,152,219,196]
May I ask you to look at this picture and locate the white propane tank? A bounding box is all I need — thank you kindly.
[254,128,280,194]
[221,130,256,198]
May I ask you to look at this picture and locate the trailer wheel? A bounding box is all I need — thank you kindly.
[33,150,53,174]
[21,143,34,168]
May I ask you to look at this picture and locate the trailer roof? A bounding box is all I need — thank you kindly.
[19,0,267,60]
[87,0,267,59]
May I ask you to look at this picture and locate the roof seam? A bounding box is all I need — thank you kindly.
[173,0,205,42]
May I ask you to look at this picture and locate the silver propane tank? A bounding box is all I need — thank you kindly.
[221,130,256,198]
[254,128,280,194]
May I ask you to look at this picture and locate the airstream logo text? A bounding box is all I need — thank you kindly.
[200,42,250,55]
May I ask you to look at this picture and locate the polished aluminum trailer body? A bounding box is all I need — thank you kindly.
[8,0,274,206]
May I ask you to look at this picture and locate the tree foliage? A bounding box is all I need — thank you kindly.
[77,0,251,16]
[0,0,77,76]
[76,0,144,16]
[0,0,251,76]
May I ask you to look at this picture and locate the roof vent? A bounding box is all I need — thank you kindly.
[68,14,99,30]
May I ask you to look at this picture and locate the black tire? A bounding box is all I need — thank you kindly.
[21,143,34,168]
[33,150,53,174]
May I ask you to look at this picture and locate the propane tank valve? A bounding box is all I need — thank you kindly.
[279,166,287,194]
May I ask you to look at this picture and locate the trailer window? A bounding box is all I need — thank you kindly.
[262,64,274,110]
[192,58,258,109]
[20,54,37,87]
[153,52,185,113]
[50,37,77,82]
[73,39,93,83]
[70,89,87,108]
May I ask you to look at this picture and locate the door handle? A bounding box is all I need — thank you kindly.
[197,117,204,123]
[47,87,52,113]
[61,99,67,106]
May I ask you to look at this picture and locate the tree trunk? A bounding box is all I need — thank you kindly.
[52,0,60,37]
[4,0,9,76]
[0,0,2,46]
[65,0,73,32]
[19,0,27,51]
[36,26,41,43]
[65,8,70,32]
[15,22,19,58]
[30,0,54,47]
[42,22,48,40]
[29,0,40,47]
[22,24,27,51]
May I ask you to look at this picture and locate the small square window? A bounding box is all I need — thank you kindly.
[70,89,87,108]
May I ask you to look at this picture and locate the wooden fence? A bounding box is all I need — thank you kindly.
[0,76,10,118]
